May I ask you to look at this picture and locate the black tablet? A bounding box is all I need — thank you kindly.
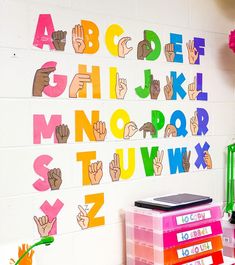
[134,193,213,211]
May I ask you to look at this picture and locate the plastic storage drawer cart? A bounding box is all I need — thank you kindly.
[125,203,224,264]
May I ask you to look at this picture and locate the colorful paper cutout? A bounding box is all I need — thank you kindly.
[123,121,138,139]
[165,43,175,62]
[164,76,173,100]
[115,73,127,99]
[93,121,107,141]
[109,153,121,181]
[55,124,70,143]
[72,24,85,54]
[139,122,156,138]
[150,75,160,99]
[88,161,103,185]
[153,150,164,176]
[33,215,56,237]
[32,67,56,97]
[77,205,89,229]
[52,30,67,51]
[118,37,133,58]
[182,151,191,172]
[186,40,199,64]
[48,168,62,190]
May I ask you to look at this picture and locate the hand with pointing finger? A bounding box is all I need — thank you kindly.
[188,76,201,100]
[33,215,56,237]
[69,73,91,98]
[139,122,156,138]
[56,124,70,143]
[183,151,191,172]
[48,168,62,190]
[118,37,133,58]
[124,121,138,139]
[72,24,85,53]
[186,40,198,64]
[109,153,121,181]
[77,205,89,229]
[32,67,56,96]
[190,111,199,135]
[116,73,127,99]
[153,150,164,176]
[164,124,177,137]
[164,76,173,100]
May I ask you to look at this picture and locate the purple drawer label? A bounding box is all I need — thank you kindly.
[177,226,212,242]
[176,210,211,225]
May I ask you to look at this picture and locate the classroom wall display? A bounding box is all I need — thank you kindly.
[0,3,226,263]
[25,11,213,241]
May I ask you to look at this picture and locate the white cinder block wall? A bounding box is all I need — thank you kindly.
[1,0,235,264]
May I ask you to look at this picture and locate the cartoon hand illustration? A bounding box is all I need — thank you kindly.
[139,122,156,138]
[56,124,70,143]
[164,124,177,137]
[124,121,138,139]
[88,161,103,185]
[204,151,212,169]
[109,153,121,181]
[77,205,89,229]
[118,37,133,58]
[153,150,164,176]
[17,244,35,265]
[48,168,62,190]
[52,30,67,51]
[93,121,107,141]
[190,111,198,136]
[183,151,191,172]
[32,67,56,96]
[72,24,85,53]
[186,40,199,64]
[69,73,91,98]
[165,43,175,62]
[188,76,201,100]
[150,75,160,99]
[137,39,152,60]
[115,73,127,99]
[164,76,173,100]
[33,215,56,237]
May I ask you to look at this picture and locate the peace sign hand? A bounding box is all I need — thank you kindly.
[183,151,191,172]
[153,150,164,176]
[164,76,173,100]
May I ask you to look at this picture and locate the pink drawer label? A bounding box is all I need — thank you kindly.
[177,226,212,243]
[183,256,213,265]
[177,241,212,259]
[176,210,211,225]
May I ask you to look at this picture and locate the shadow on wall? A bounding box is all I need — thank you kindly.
[215,0,235,20]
